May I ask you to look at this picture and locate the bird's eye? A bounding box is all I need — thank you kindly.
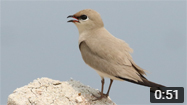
[80,15,88,20]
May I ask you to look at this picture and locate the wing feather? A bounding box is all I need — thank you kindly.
[79,28,147,81]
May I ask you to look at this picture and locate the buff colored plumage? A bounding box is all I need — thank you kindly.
[67,9,165,100]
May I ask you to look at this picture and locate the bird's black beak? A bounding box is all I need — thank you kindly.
[67,15,79,23]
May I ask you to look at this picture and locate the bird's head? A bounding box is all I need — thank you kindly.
[67,9,104,34]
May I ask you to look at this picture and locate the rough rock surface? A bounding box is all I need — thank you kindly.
[7,78,116,105]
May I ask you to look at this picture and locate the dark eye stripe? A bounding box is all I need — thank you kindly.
[80,15,88,20]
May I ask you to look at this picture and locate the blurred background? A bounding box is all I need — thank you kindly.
[1,1,186,105]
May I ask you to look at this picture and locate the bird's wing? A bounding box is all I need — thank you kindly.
[81,30,133,67]
[79,30,147,81]
[80,41,165,87]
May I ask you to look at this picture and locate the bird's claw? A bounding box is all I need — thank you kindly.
[92,92,108,101]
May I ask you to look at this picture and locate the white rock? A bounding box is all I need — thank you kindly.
[75,96,83,103]
[7,77,116,105]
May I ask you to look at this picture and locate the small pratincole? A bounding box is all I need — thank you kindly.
[67,9,165,100]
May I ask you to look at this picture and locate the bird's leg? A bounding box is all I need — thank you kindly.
[92,79,114,101]
[105,79,113,97]
[92,78,105,100]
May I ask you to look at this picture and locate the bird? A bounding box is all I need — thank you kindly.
[67,9,165,100]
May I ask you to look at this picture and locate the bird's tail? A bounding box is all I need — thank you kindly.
[141,78,165,88]
[140,79,170,97]
[116,76,165,88]
[147,80,165,93]
[116,76,173,97]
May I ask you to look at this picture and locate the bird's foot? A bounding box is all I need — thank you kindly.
[92,92,108,101]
